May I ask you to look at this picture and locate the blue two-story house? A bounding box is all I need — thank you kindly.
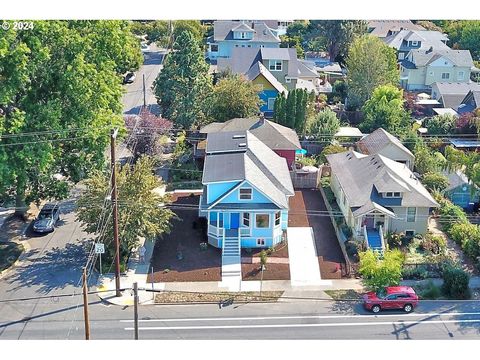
[199,130,294,257]
[206,20,280,61]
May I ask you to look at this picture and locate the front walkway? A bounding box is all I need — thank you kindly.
[286,227,322,286]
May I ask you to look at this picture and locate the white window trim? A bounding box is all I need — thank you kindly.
[255,213,270,229]
[411,40,418,46]
[385,192,401,198]
[267,98,275,111]
[269,60,282,72]
[238,187,253,200]
[458,71,465,80]
[441,72,450,80]
[242,212,250,227]
[274,211,281,227]
[406,207,416,223]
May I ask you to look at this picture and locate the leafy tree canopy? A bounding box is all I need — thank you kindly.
[359,249,405,291]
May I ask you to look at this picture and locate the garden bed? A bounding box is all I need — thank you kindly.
[154,291,284,304]
[242,263,290,281]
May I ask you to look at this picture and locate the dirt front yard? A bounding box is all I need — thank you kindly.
[149,193,222,282]
[288,189,346,279]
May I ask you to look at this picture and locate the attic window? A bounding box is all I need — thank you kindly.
[232,135,246,139]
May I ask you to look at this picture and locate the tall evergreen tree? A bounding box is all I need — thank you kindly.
[274,92,287,125]
[285,90,297,128]
[154,30,211,128]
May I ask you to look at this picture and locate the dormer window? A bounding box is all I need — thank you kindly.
[269,60,282,71]
[241,32,246,39]
[411,40,419,46]
[384,192,402,198]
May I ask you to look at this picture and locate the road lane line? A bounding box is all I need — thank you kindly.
[119,312,480,323]
[124,319,480,331]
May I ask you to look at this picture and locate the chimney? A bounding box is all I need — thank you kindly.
[426,46,433,54]
[259,113,266,125]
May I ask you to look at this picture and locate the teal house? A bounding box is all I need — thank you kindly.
[199,130,294,254]
[443,170,479,209]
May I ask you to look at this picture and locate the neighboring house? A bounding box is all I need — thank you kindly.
[217,47,320,92]
[356,128,415,170]
[199,130,294,252]
[262,20,294,36]
[197,116,301,168]
[449,138,480,151]
[458,90,480,114]
[244,61,288,116]
[206,20,280,61]
[431,82,480,110]
[383,30,449,61]
[400,48,477,91]
[442,169,479,209]
[368,20,425,39]
[326,150,439,251]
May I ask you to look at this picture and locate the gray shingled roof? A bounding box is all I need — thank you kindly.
[433,82,480,109]
[326,150,439,209]
[213,21,280,43]
[368,20,425,37]
[356,128,414,158]
[200,117,301,150]
[384,30,449,51]
[202,131,294,209]
[408,49,474,67]
[245,61,287,93]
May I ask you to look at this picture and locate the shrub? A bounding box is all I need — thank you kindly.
[422,172,449,193]
[420,233,447,255]
[437,197,468,232]
[442,265,471,299]
[341,224,353,239]
[448,222,480,260]
[320,176,330,188]
[402,266,430,280]
[421,280,442,299]
[358,249,405,291]
[386,232,403,249]
[297,156,318,167]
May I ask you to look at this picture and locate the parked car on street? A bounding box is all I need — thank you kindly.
[363,286,419,313]
[123,71,136,84]
[32,203,60,233]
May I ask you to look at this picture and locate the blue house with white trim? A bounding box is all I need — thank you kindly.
[199,130,294,254]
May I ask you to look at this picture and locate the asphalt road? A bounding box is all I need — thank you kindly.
[2,294,480,339]
[122,44,165,115]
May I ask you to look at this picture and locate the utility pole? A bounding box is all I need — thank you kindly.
[82,268,90,340]
[133,282,139,340]
[142,74,146,108]
[110,128,121,297]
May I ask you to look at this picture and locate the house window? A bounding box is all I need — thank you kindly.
[441,72,450,80]
[398,53,405,60]
[241,45,246,48]
[269,60,282,71]
[411,40,418,46]
[241,32,246,39]
[257,238,266,246]
[235,45,239,47]
[210,44,218,52]
[405,230,415,237]
[260,45,265,48]
[247,45,251,48]
[458,71,465,80]
[385,192,401,198]
[255,214,270,228]
[243,212,250,227]
[393,192,401,197]
[239,188,252,200]
[274,212,281,226]
[267,98,275,110]
[406,207,416,222]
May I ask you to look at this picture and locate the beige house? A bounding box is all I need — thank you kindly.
[400,48,477,91]
[326,151,439,251]
[356,128,415,170]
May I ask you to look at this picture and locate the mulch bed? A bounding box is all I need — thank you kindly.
[242,263,291,281]
[149,193,222,282]
[288,189,346,280]
[154,291,284,304]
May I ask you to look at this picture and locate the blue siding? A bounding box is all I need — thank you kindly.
[259,89,278,117]
[219,182,273,204]
[446,185,478,208]
[207,181,239,203]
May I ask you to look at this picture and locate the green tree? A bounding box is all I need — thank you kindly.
[306,108,340,141]
[130,20,205,48]
[307,20,367,62]
[280,35,305,59]
[458,21,480,60]
[319,144,347,163]
[425,114,457,135]
[346,35,399,109]
[273,92,287,125]
[413,144,443,175]
[0,21,140,215]
[76,156,174,268]
[294,89,309,134]
[421,172,449,193]
[205,74,261,122]
[154,30,212,128]
[285,89,297,128]
[358,249,405,291]
[360,85,409,134]
[444,145,480,189]
[442,265,471,299]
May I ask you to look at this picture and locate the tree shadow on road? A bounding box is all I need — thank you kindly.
[2,241,89,294]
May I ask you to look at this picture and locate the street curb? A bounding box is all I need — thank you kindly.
[0,239,30,280]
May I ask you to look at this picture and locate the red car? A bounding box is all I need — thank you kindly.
[363,286,419,313]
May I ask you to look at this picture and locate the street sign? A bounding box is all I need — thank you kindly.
[94,243,105,254]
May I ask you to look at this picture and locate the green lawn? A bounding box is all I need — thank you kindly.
[324,289,363,300]
[0,242,24,272]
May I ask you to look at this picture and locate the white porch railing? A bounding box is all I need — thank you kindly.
[363,225,369,249]
[208,224,224,237]
[273,226,283,239]
[379,224,386,251]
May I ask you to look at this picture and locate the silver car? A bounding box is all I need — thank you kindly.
[33,203,60,233]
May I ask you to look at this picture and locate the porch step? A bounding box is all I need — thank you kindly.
[366,230,383,251]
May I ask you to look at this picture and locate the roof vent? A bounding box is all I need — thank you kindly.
[238,143,247,148]
[232,134,246,139]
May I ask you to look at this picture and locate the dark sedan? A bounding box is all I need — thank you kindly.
[32,203,60,233]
